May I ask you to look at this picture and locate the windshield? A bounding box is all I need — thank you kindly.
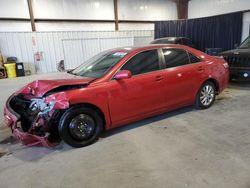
[239,36,250,49]
[71,51,128,78]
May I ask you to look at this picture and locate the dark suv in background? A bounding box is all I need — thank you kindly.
[220,36,250,80]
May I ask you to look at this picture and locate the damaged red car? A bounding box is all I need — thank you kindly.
[4,44,229,147]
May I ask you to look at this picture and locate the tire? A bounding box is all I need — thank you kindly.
[195,81,216,109]
[58,105,103,148]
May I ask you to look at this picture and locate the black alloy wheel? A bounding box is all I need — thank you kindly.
[59,106,103,147]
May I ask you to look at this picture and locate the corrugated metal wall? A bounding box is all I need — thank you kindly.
[0,30,154,73]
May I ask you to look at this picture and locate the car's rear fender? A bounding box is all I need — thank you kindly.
[205,78,220,94]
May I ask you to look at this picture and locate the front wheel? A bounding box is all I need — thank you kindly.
[58,106,103,148]
[195,81,216,109]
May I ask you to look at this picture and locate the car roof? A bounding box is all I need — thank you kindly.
[154,37,190,40]
[109,44,191,53]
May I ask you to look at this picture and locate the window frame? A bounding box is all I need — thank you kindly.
[188,52,201,64]
[111,48,165,80]
[160,48,201,69]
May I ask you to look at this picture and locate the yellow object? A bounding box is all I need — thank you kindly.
[4,63,16,78]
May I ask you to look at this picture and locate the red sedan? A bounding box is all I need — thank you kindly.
[4,44,229,147]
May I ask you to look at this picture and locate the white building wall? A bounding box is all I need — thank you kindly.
[35,22,155,32]
[119,23,154,31]
[188,0,250,19]
[0,0,29,18]
[0,30,154,74]
[0,0,177,32]
[0,21,31,32]
[32,0,178,21]
[35,22,115,31]
[0,0,31,31]
[242,12,250,41]
[118,0,177,21]
[32,0,114,20]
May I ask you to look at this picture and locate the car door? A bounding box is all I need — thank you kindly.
[161,48,202,108]
[107,49,166,126]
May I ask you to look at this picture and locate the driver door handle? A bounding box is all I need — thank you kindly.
[197,66,204,72]
[155,75,164,81]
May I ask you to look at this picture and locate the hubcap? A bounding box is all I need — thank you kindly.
[69,114,95,140]
[200,85,214,106]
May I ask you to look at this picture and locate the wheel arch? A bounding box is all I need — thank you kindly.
[205,78,220,94]
[69,103,107,131]
[195,79,217,109]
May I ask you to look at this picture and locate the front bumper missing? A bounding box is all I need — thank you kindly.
[4,96,56,147]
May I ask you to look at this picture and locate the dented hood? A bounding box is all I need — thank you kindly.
[17,72,95,97]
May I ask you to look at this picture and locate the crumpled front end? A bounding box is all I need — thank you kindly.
[4,92,69,147]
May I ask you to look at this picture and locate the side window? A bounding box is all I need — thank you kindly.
[121,50,160,75]
[188,53,200,64]
[162,48,190,68]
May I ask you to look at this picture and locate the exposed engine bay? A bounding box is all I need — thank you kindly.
[4,77,93,147]
[8,92,69,146]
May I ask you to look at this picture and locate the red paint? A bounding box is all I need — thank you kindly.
[17,75,95,97]
[113,70,132,80]
[4,44,229,147]
[12,128,56,147]
[44,92,69,110]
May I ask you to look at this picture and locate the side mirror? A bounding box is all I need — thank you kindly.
[114,70,132,80]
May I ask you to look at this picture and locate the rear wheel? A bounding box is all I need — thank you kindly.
[195,81,216,109]
[58,106,103,148]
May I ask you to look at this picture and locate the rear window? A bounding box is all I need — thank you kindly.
[162,48,190,68]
